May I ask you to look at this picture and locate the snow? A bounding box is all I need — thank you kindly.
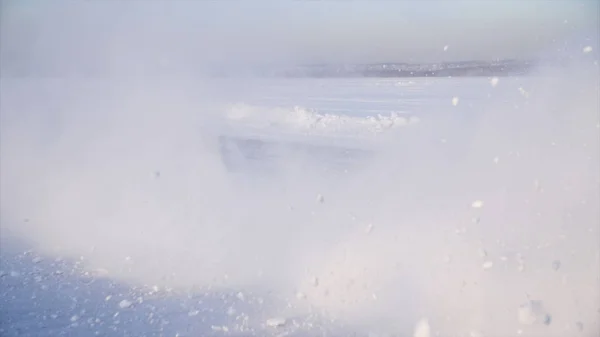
[118,299,133,309]
[518,87,530,98]
[517,300,551,326]
[2,67,599,337]
[482,261,494,270]
[265,317,287,327]
[224,103,419,141]
[413,318,431,337]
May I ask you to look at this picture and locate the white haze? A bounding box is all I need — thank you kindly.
[1,2,599,337]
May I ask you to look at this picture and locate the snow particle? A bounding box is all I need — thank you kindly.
[266,317,287,328]
[452,97,460,106]
[518,300,551,326]
[518,87,530,98]
[533,179,542,192]
[583,46,593,53]
[443,45,449,51]
[471,200,484,209]
[469,331,484,337]
[490,77,499,87]
[365,223,374,234]
[482,261,494,270]
[443,255,452,264]
[413,318,431,337]
[454,227,467,235]
[118,300,133,309]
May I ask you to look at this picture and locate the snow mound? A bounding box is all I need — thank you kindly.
[224,103,419,137]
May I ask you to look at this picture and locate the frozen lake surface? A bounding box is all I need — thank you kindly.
[1,72,599,336]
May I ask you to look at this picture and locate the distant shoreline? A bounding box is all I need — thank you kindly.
[207,59,539,78]
[6,58,584,79]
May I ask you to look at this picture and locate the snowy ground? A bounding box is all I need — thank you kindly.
[1,63,599,336]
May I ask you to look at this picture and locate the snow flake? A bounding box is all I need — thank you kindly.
[266,317,287,328]
[413,318,431,337]
[118,300,133,309]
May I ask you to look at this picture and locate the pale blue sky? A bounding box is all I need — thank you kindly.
[1,0,598,73]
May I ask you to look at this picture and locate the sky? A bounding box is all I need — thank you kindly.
[1,0,598,75]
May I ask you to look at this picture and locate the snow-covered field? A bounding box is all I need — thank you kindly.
[1,63,599,336]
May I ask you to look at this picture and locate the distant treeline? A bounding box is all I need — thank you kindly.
[4,59,550,78]
[208,60,539,78]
